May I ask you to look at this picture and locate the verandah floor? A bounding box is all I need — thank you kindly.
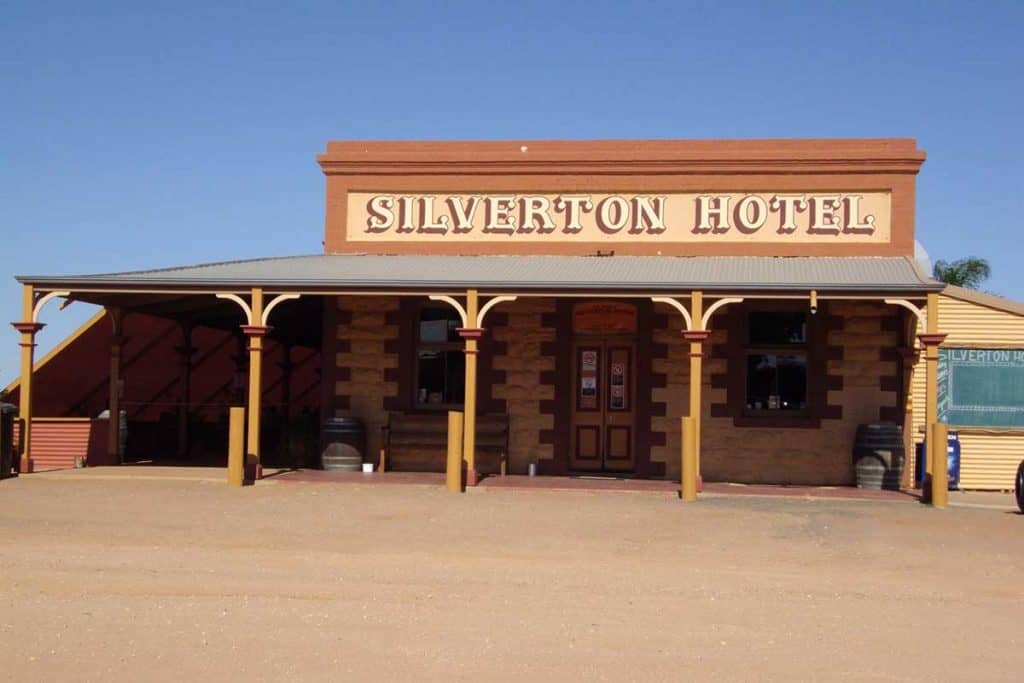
[272,469,920,502]
[18,464,922,502]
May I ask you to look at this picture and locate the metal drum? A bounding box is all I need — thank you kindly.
[320,417,366,471]
[853,423,905,490]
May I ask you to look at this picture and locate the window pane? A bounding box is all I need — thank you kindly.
[746,354,807,411]
[419,308,462,343]
[749,312,807,345]
[416,350,465,405]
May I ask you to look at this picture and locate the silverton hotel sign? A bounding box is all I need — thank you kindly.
[346,191,891,243]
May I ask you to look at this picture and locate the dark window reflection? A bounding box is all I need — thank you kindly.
[416,306,465,407]
[748,312,807,345]
[416,350,465,405]
[419,308,462,342]
[745,354,807,411]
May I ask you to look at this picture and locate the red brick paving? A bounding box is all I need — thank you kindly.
[274,469,446,486]
[272,469,919,502]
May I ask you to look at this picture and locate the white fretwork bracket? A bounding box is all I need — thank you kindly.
[651,297,693,331]
[32,291,70,323]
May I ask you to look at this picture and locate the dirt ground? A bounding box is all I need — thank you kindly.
[1,469,1021,682]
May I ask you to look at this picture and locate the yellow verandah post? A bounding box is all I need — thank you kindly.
[685,291,708,486]
[227,406,245,486]
[931,422,949,509]
[919,291,946,506]
[681,415,698,501]
[446,410,464,493]
[459,289,481,486]
[12,284,42,474]
[244,288,266,482]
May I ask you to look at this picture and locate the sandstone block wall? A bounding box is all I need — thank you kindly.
[658,301,900,485]
[327,296,901,484]
[332,296,399,461]
[491,298,556,473]
[650,317,694,474]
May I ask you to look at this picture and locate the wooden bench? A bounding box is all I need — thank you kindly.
[380,412,509,475]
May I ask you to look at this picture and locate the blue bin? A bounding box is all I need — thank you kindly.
[917,431,960,490]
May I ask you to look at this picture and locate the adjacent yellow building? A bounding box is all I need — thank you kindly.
[912,285,1024,490]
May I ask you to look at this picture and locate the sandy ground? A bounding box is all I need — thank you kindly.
[0,469,1021,682]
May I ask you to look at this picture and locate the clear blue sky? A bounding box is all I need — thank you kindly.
[2,1,1022,385]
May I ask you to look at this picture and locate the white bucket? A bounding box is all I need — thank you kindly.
[528,463,537,477]
[362,462,374,473]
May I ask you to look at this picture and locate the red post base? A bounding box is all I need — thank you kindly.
[466,468,479,487]
[19,455,32,474]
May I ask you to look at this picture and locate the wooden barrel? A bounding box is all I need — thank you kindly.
[853,423,905,490]
[320,417,366,471]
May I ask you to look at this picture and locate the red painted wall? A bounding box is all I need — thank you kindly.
[4,311,321,466]
[11,419,109,471]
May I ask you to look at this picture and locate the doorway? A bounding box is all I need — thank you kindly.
[569,337,637,472]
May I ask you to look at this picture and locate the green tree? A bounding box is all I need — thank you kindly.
[932,257,991,289]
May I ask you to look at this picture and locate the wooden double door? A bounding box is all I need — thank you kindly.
[569,336,637,473]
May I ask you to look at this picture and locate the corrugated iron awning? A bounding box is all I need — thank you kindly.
[17,254,943,293]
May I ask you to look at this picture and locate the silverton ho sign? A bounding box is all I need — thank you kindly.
[345,191,891,243]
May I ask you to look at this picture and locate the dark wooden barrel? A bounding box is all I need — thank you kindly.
[320,417,366,471]
[853,423,905,490]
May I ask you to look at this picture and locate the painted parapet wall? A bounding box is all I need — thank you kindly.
[319,139,925,258]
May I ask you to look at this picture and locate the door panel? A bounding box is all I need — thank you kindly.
[605,426,632,464]
[570,338,636,472]
[574,426,601,463]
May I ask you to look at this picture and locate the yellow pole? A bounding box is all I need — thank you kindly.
[931,422,949,509]
[681,415,698,501]
[688,291,705,478]
[461,289,480,486]
[13,285,40,474]
[227,406,245,486]
[446,410,464,492]
[245,288,265,482]
[106,308,124,465]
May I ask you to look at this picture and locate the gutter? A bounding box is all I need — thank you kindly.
[12,275,945,293]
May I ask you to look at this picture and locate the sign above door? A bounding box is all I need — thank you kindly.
[573,302,638,335]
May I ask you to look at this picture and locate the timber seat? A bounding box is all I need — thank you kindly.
[380,412,509,475]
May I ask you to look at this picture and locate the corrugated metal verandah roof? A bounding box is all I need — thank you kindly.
[17,254,943,293]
